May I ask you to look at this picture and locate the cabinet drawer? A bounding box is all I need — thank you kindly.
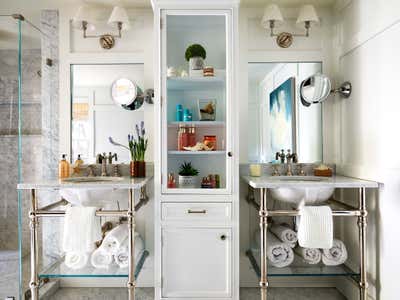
[162,203,231,222]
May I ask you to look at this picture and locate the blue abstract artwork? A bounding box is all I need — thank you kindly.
[269,77,296,162]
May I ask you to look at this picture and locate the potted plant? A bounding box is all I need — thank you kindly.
[185,44,206,75]
[178,161,199,188]
[109,121,148,178]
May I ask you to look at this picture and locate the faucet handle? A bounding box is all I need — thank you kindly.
[297,163,305,176]
[272,164,280,176]
[87,164,96,177]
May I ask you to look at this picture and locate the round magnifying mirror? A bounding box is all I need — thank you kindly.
[111,78,144,110]
[300,74,332,107]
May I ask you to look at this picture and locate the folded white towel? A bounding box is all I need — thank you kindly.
[91,247,114,269]
[270,224,297,248]
[298,205,333,249]
[102,224,128,254]
[62,206,102,253]
[322,239,348,266]
[294,247,322,265]
[115,233,145,268]
[65,252,89,270]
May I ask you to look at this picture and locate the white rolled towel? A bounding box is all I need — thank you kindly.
[91,247,114,269]
[294,247,322,265]
[270,224,298,248]
[115,233,145,268]
[322,239,348,266]
[65,252,89,270]
[254,230,294,268]
[102,224,128,254]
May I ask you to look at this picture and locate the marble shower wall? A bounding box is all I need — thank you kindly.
[0,48,42,251]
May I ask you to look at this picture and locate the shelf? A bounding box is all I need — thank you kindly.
[167,75,225,90]
[39,250,149,279]
[168,121,225,127]
[246,249,359,278]
[168,150,225,155]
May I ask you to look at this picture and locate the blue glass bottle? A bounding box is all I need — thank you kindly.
[176,104,183,121]
[183,109,192,122]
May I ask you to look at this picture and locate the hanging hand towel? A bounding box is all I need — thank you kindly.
[298,205,333,249]
[322,239,348,266]
[91,247,114,269]
[115,232,145,268]
[270,224,298,248]
[65,252,89,270]
[62,206,102,253]
[294,247,322,265]
[102,224,128,254]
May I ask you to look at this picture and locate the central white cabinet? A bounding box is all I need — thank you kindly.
[153,0,239,299]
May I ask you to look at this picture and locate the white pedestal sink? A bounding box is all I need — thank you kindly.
[269,176,335,206]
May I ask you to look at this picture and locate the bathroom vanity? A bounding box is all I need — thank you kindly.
[242,171,379,300]
[17,176,152,300]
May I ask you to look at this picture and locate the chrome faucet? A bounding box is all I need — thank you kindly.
[107,152,118,164]
[275,149,286,163]
[285,150,298,176]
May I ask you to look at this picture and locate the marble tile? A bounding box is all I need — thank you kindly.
[47,287,346,300]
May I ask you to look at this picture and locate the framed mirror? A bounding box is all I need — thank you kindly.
[248,62,323,163]
[71,64,145,163]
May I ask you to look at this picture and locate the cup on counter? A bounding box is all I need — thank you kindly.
[249,164,262,177]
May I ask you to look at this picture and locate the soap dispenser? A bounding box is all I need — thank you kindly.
[72,154,84,175]
[59,154,70,179]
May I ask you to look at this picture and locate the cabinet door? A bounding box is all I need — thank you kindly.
[162,227,231,298]
[160,10,233,194]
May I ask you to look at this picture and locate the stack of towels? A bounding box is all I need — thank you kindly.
[253,223,348,267]
[62,206,144,270]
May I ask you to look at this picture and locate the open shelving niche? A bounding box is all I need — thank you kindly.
[165,73,228,191]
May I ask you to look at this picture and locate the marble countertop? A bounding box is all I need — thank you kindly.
[241,175,379,189]
[17,176,152,190]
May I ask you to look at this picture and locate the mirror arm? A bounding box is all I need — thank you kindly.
[330,81,352,98]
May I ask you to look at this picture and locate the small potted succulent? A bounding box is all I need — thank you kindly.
[185,44,206,75]
[178,161,199,188]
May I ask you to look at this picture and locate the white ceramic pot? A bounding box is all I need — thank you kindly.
[189,56,204,70]
[178,175,197,188]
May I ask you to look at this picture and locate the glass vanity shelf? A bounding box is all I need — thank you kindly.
[246,249,359,278]
[168,150,225,155]
[39,250,149,279]
[167,74,225,90]
[168,121,225,127]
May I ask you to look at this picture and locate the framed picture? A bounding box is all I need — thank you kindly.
[197,99,216,121]
[269,77,296,161]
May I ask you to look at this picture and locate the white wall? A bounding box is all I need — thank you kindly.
[329,1,400,299]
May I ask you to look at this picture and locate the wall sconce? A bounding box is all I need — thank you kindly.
[261,4,320,48]
[72,5,131,50]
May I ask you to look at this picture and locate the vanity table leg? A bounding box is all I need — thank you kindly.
[358,187,368,300]
[259,188,268,300]
[29,189,39,300]
[127,188,136,300]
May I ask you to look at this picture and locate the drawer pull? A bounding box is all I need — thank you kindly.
[220,235,227,241]
[187,209,207,214]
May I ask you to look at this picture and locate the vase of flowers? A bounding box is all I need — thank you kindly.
[109,121,148,178]
[178,161,199,188]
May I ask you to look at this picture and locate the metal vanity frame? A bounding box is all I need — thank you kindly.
[18,179,151,300]
[243,179,377,300]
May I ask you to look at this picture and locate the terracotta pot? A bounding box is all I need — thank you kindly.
[130,161,146,178]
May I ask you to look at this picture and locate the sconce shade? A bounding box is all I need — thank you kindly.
[72,5,95,30]
[261,4,284,28]
[296,4,320,25]
[108,6,131,30]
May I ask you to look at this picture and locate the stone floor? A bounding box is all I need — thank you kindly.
[48,287,346,300]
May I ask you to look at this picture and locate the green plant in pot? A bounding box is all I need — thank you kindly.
[178,161,199,188]
[109,121,148,178]
[185,44,206,75]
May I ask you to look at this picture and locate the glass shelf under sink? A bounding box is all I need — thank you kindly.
[246,249,359,278]
[39,250,149,279]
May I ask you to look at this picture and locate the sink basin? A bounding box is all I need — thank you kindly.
[269,176,334,206]
[62,176,124,183]
[60,177,126,207]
